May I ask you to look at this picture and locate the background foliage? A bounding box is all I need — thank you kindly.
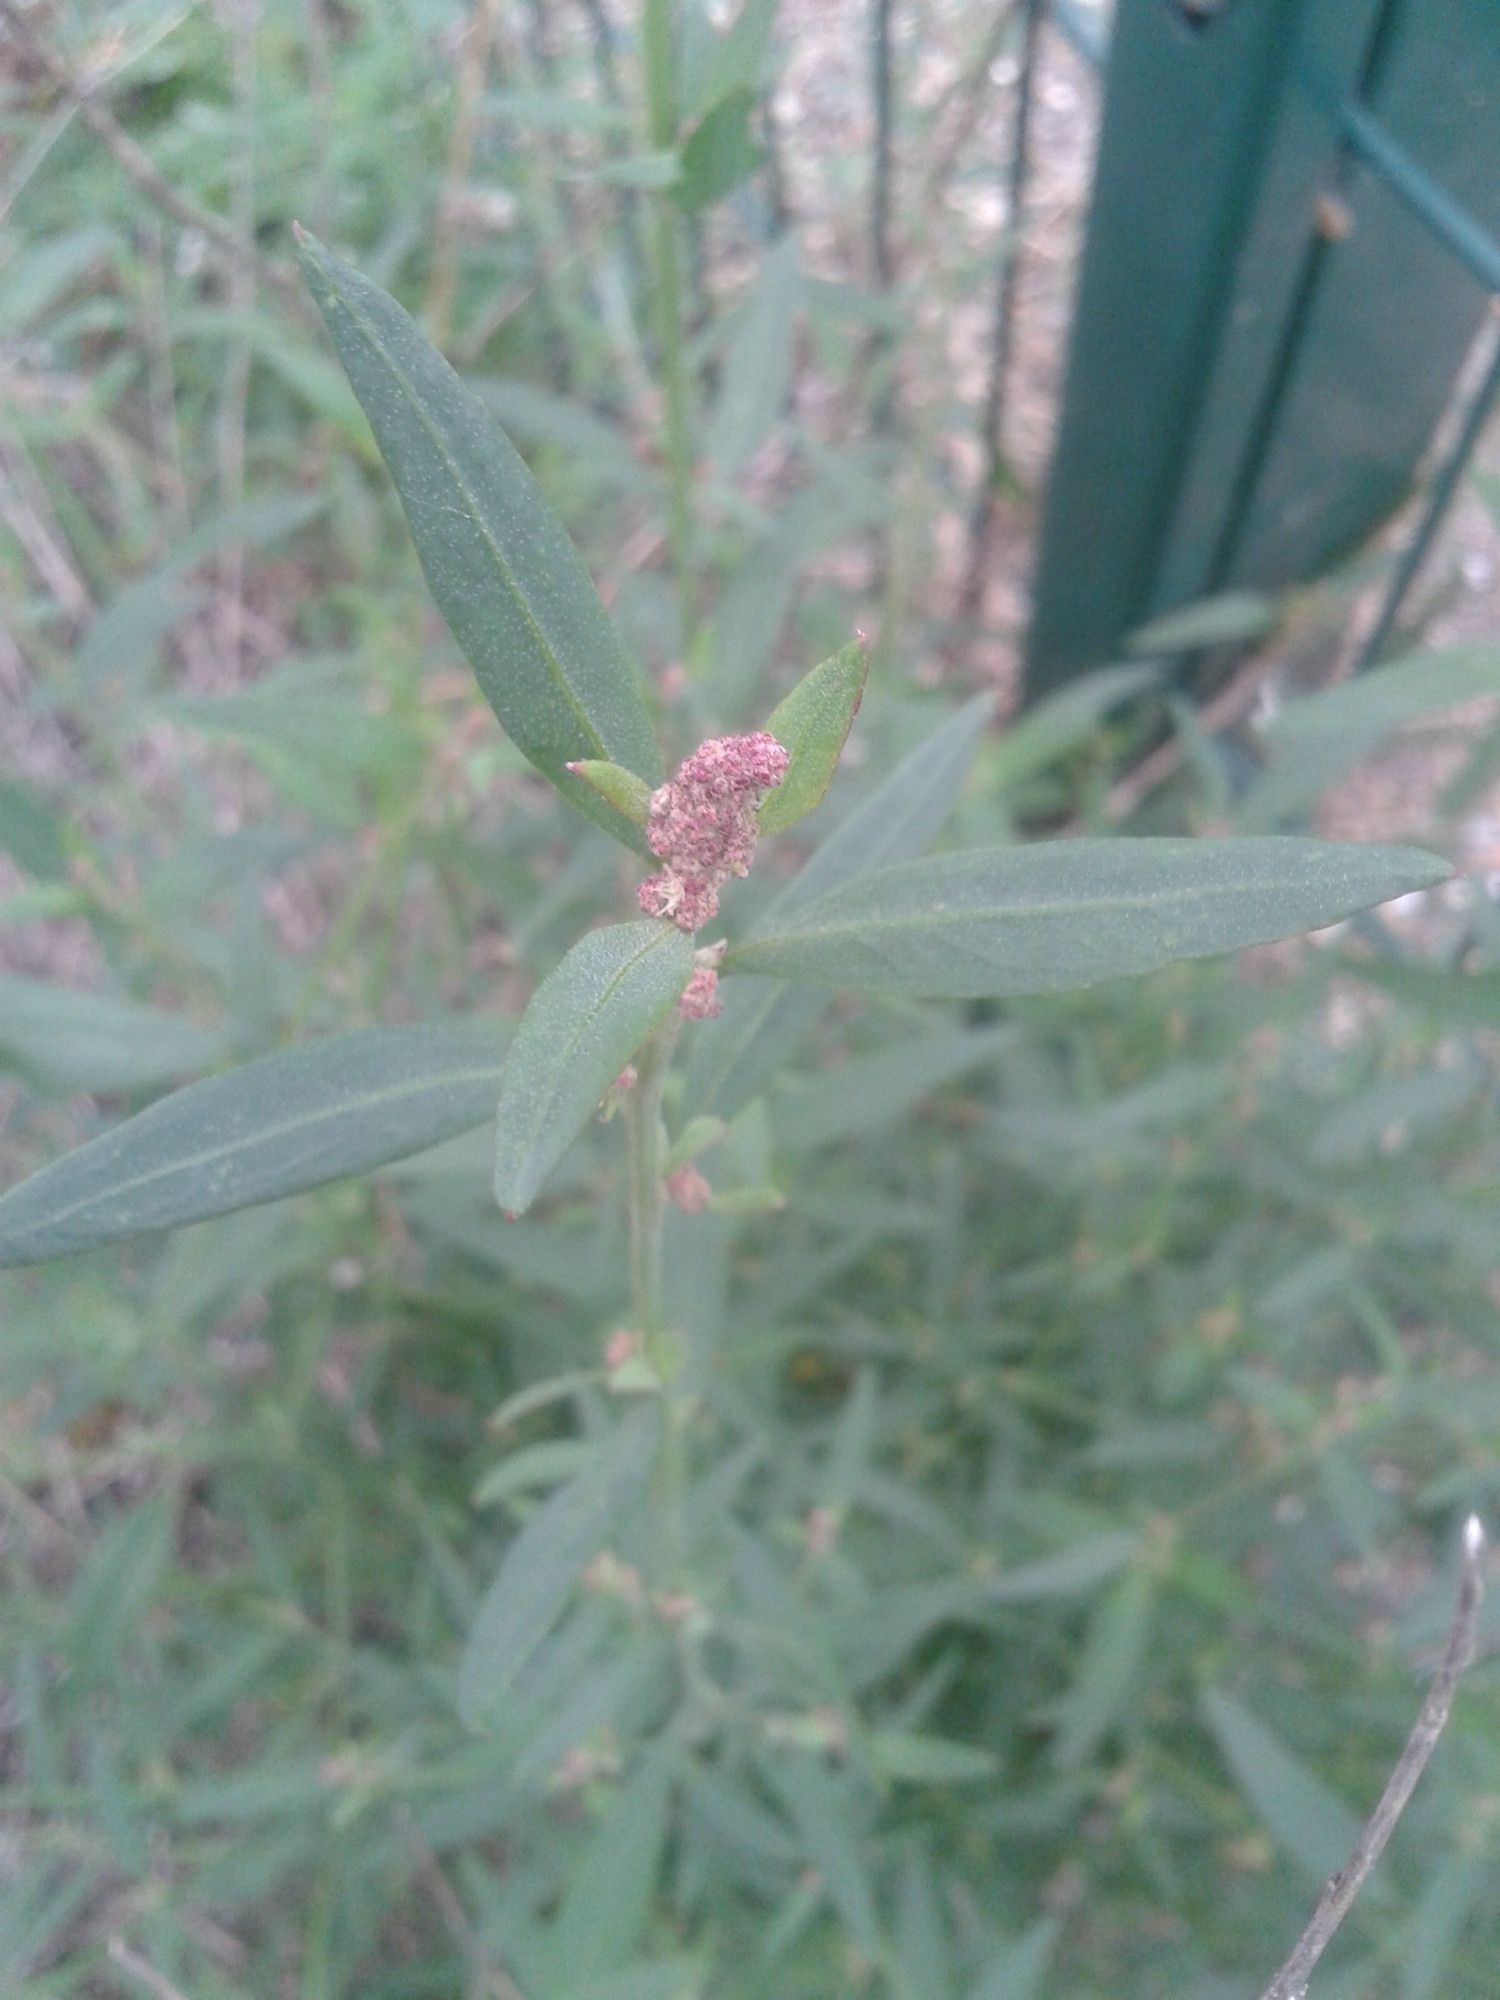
[2,4,1499,1997]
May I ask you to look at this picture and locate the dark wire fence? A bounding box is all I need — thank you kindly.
[971,0,1500,695]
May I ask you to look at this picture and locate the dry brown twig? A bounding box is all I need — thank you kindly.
[1255,1514,1487,2000]
[0,0,303,310]
[105,1937,193,2000]
[424,0,503,351]
[395,1808,527,2000]
[1101,645,1286,824]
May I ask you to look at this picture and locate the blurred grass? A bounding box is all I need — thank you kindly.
[2,4,1500,1996]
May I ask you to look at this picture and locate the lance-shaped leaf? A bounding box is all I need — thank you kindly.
[293,229,661,845]
[458,1403,659,1729]
[676,87,763,211]
[1201,1688,1363,1883]
[724,837,1449,996]
[0,1021,510,1267]
[757,641,867,835]
[1238,642,1500,831]
[493,920,695,1216]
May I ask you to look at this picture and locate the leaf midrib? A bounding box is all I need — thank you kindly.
[740,868,1407,954]
[0,1057,508,1241]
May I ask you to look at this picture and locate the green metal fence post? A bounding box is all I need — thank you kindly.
[1024,0,1500,697]
[1024,0,1329,695]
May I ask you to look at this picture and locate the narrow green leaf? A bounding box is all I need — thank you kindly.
[824,1367,880,1519]
[73,496,325,691]
[868,1731,999,1785]
[766,1756,884,1958]
[567,759,652,827]
[490,86,632,136]
[966,1920,1061,2000]
[986,1531,1140,1602]
[0,1021,508,1267]
[726,837,1449,995]
[1048,1566,1155,1770]
[293,229,661,843]
[708,451,891,715]
[472,1440,593,1509]
[987,661,1158,793]
[676,87,763,211]
[772,1022,1015,1151]
[758,642,867,835]
[1402,1845,1489,2000]
[772,694,995,912]
[0,779,69,881]
[591,150,681,191]
[1354,959,1500,1030]
[1126,590,1275,655]
[0,225,119,336]
[174,308,371,451]
[893,1852,954,2000]
[545,1750,674,1984]
[663,1115,727,1172]
[1201,1687,1364,1883]
[553,1964,701,2000]
[705,236,800,478]
[696,0,781,110]
[0,975,225,1097]
[1240,643,1500,830]
[471,381,654,496]
[65,1496,174,1673]
[493,920,695,1216]
[458,1405,659,1729]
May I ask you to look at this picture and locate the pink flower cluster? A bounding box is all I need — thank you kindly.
[676,963,721,1020]
[637,732,788,932]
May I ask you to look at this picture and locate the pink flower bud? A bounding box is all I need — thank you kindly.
[665,1164,712,1212]
[603,1328,639,1370]
[677,964,721,1019]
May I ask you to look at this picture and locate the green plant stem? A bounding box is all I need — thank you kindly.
[623,1018,688,1593]
[625,1022,671,1335]
[641,0,697,647]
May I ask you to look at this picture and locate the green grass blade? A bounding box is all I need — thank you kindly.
[458,1404,659,1730]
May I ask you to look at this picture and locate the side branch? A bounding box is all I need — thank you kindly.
[1257,1515,1487,2000]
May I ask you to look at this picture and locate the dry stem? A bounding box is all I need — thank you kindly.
[0,0,303,310]
[424,0,502,349]
[1256,1515,1487,2000]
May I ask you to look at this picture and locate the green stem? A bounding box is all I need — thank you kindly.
[641,0,697,647]
[623,1020,688,1593]
[624,1022,672,1337]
